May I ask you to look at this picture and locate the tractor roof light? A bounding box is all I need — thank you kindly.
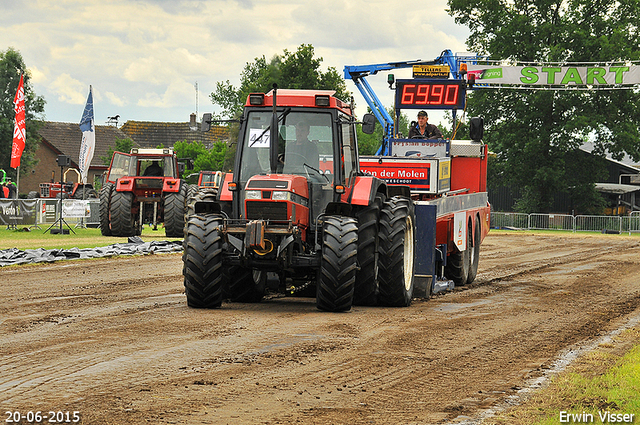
[334,185,345,194]
[315,95,331,107]
[249,93,265,105]
[228,182,238,191]
[459,63,468,75]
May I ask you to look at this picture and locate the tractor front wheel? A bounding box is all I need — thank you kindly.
[99,182,114,236]
[164,181,187,238]
[182,214,225,308]
[109,191,136,236]
[316,216,358,312]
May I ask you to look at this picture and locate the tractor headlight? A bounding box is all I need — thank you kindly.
[272,191,289,201]
[245,190,262,199]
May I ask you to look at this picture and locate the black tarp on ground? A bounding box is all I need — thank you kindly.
[0,237,183,267]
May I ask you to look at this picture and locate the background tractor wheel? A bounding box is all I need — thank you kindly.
[467,218,481,284]
[353,193,385,306]
[186,187,218,217]
[99,182,114,236]
[378,196,416,307]
[74,186,98,199]
[445,219,471,285]
[109,191,136,236]
[182,214,225,308]
[316,216,358,312]
[164,181,187,237]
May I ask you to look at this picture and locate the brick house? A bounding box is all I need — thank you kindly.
[20,122,135,195]
[119,113,228,149]
[21,115,229,197]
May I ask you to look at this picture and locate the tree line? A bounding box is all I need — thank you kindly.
[2,0,639,212]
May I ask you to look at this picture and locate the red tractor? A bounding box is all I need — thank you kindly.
[184,88,415,311]
[29,168,98,200]
[100,148,191,237]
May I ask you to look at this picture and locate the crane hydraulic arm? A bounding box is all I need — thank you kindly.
[344,49,481,155]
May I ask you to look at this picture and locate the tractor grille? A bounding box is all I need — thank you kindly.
[246,201,288,221]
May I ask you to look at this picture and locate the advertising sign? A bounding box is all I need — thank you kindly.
[468,64,640,87]
[0,200,37,225]
[360,157,454,194]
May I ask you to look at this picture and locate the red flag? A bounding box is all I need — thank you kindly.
[11,73,26,168]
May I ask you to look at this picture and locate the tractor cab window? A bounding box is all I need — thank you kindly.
[340,117,358,186]
[239,111,334,184]
[142,159,164,176]
[107,152,133,182]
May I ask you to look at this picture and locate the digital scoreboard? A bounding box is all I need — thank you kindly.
[395,79,466,110]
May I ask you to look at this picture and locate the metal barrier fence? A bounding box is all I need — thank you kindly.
[0,199,101,229]
[491,211,640,235]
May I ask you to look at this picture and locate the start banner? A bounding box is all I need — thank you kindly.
[468,64,640,87]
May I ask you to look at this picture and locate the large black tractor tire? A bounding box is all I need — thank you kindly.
[185,184,199,216]
[226,268,266,303]
[99,182,114,236]
[445,219,471,285]
[378,196,416,307]
[164,181,187,238]
[186,187,218,217]
[109,190,136,236]
[316,216,358,312]
[353,193,385,306]
[182,214,225,308]
[27,190,40,199]
[467,218,481,284]
[74,186,98,199]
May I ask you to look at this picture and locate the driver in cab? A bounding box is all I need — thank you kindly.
[408,110,443,139]
[283,121,319,171]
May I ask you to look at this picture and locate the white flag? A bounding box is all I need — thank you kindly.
[78,85,95,184]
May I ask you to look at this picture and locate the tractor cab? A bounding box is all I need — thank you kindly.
[229,89,359,235]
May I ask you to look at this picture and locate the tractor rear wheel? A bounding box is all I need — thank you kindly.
[316,215,358,312]
[164,181,187,238]
[186,188,218,217]
[445,220,471,285]
[99,182,114,236]
[353,193,385,306]
[378,196,416,307]
[467,219,481,284]
[109,191,136,236]
[74,186,98,199]
[182,214,225,308]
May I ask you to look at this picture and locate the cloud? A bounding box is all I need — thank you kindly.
[49,73,86,104]
[0,0,470,124]
[105,91,127,107]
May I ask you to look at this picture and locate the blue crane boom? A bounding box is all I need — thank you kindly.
[344,49,482,155]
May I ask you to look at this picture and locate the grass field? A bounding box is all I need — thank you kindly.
[0,225,181,251]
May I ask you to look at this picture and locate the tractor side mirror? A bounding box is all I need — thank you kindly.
[201,113,212,132]
[362,113,376,135]
[469,117,484,142]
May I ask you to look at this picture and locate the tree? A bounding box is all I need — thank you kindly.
[173,139,228,178]
[210,44,351,120]
[356,107,411,155]
[100,137,135,165]
[447,0,640,213]
[0,48,46,180]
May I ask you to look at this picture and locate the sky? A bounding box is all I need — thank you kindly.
[1,0,470,128]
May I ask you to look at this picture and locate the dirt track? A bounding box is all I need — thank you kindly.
[2,232,640,424]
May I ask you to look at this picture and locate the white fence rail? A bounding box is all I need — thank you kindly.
[491,211,640,235]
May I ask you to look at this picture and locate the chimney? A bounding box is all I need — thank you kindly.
[189,113,197,131]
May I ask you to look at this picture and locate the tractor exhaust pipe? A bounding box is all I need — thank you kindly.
[270,83,278,174]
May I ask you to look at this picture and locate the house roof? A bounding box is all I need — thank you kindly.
[39,122,137,168]
[595,183,640,194]
[119,120,228,149]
